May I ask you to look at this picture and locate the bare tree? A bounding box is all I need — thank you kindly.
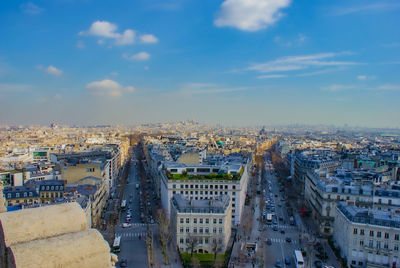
[210,236,224,266]
[186,234,201,257]
[242,209,253,242]
[156,208,171,264]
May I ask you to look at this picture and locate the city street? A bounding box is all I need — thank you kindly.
[115,149,153,268]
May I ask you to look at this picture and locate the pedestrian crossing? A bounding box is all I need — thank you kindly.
[116,232,147,238]
[121,223,156,227]
[265,224,296,229]
[266,238,298,244]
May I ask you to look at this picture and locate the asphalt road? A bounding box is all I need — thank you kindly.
[115,151,151,268]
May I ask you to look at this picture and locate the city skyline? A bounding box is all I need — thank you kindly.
[1,0,399,127]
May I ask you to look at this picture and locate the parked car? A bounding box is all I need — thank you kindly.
[314,260,322,268]
[119,258,127,267]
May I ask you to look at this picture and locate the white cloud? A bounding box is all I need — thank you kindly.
[0,83,33,93]
[214,0,291,31]
[53,94,62,100]
[274,33,307,47]
[80,21,135,46]
[140,34,158,44]
[298,33,307,43]
[45,65,63,76]
[377,84,400,91]
[247,52,359,74]
[123,52,151,61]
[179,83,247,95]
[86,79,135,97]
[257,74,287,79]
[76,40,85,49]
[357,75,367,80]
[20,2,45,14]
[115,29,135,45]
[334,2,400,16]
[110,72,119,76]
[322,84,356,92]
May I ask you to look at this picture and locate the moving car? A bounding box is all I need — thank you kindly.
[275,260,282,267]
[122,223,131,228]
[285,257,291,265]
[285,237,292,243]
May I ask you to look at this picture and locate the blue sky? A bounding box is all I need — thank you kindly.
[0,0,399,127]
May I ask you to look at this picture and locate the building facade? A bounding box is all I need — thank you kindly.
[334,203,400,268]
[171,194,231,254]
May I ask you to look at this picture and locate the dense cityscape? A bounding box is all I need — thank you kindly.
[1,0,400,267]
[0,123,399,267]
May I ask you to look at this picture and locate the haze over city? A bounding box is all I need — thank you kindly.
[0,0,399,127]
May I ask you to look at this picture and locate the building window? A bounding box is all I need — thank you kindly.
[180,238,184,244]
[213,219,217,224]
[205,228,209,234]
[29,192,33,197]
[394,244,399,251]
[384,242,388,249]
[24,192,27,197]
[377,231,381,238]
[195,185,198,189]
[353,228,358,235]
[16,193,20,198]
[180,218,184,224]
[173,191,176,194]
[186,218,190,224]
[206,218,209,224]
[7,193,11,198]
[194,218,197,224]
[395,234,399,241]
[200,218,203,224]
[360,229,365,235]
[186,227,189,233]
[200,228,203,234]
[219,219,222,224]
[359,240,364,246]
[193,228,197,233]
[205,238,209,244]
[369,240,373,248]
[173,184,176,189]
[213,228,217,234]
[232,185,236,190]
[180,185,184,189]
[370,230,374,237]
[385,233,389,239]
[376,241,381,249]
[219,228,223,233]
[180,228,184,233]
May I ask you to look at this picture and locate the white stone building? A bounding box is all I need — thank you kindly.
[170,194,231,254]
[334,203,400,268]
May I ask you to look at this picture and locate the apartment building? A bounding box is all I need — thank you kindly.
[170,194,231,254]
[163,159,250,226]
[304,171,373,235]
[334,203,400,268]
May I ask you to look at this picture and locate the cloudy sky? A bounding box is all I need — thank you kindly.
[0,0,399,127]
